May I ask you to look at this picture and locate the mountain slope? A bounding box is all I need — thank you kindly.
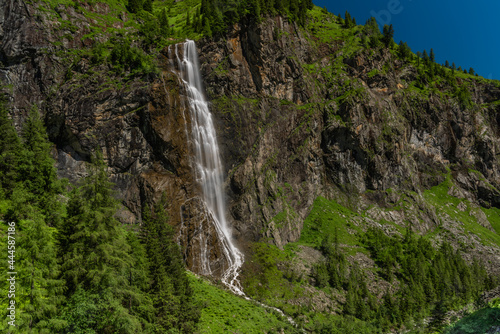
[1,0,500,332]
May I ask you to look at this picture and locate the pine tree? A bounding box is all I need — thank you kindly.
[127,0,142,14]
[289,0,299,20]
[19,106,64,226]
[143,0,153,13]
[429,48,435,62]
[202,16,212,37]
[382,24,394,48]
[249,0,261,20]
[344,11,352,28]
[158,8,169,35]
[16,216,66,331]
[59,151,151,333]
[275,0,285,14]
[469,67,475,75]
[0,96,22,198]
[445,60,450,68]
[195,7,202,32]
[422,50,430,65]
[0,102,66,332]
[142,193,200,332]
[398,41,411,60]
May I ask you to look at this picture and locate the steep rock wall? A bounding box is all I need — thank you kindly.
[197,16,500,257]
[1,1,500,273]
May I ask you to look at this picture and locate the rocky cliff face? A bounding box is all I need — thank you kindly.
[1,1,500,275]
[198,16,500,257]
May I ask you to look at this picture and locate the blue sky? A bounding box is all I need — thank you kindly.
[312,0,500,79]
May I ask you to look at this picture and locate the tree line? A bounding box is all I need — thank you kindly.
[0,97,200,333]
[313,227,496,332]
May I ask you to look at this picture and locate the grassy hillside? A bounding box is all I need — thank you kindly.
[443,298,500,334]
[188,272,298,333]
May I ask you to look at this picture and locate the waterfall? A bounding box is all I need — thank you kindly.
[173,40,244,295]
[168,40,299,329]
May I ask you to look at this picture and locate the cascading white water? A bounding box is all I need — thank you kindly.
[169,40,300,329]
[174,40,244,295]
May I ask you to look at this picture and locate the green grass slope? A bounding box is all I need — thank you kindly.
[443,299,500,334]
[189,272,297,333]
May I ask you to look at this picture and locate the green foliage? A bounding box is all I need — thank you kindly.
[299,196,361,248]
[143,0,153,13]
[344,10,355,28]
[429,48,435,62]
[109,36,157,75]
[241,243,298,301]
[58,151,154,333]
[200,0,313,36]
[18,107,65,224]
[0,96,22,199]
[362,227,494,330]
[442,306,500,334]
[382,24,394,48]
[0,100,66,332]
[454,84,473,109]
[398,40,411,61]
[0,91,200,333]
[423,179,500,247]
[127,0,144,14]
[317,231,348,289]
[311,314,382,334]
[141,193,200,333]
[189,273,296,333]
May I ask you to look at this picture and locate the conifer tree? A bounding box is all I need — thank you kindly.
[382,24,394,47]
[194,7,202,31]
[248,0,261,20]
[15,216,66,331]
[127,0,142,14]
[289,0,299,20]
[0,102,66,332]
[158,8,169,35]
[416,51,422,67]
[142,193,200,333]
[143,0,153,13]
[19,107,64,226]
[202,15,212,37]
[422,50,429,63]
[344,11,352,28]
[0,96,22,198]
[59,151,152,333]
[398,41,411,60]
[429,48,435,62]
